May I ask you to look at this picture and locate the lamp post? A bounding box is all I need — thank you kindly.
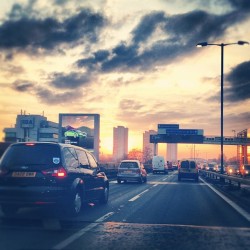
[196,41,249,175]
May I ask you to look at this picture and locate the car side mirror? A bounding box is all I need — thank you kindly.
[98,166,106,173]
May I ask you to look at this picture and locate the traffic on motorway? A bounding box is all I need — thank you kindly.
[0,144,250,250]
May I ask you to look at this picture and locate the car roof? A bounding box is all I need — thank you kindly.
[9,142,89,152]
[120,160,140,163]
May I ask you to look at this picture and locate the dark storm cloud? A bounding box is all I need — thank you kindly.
[77,6,249,73]
[132,11,166,44]
[12,80,34,92]
[0,8,106,51]
[11,77,83,104]
[227,0,250,10]
[76,50,110,71]
[36,87,83,104]
[226,61,250,102]
[50,72,92,89]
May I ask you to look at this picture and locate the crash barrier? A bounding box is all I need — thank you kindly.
[199,170,250,190]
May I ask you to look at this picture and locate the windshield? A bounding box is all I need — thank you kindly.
[0,1,249,250]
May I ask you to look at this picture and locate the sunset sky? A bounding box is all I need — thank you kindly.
[0,0,249,159]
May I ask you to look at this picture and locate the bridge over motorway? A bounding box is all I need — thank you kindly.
[150,124,250,146]
[150,134,250,145]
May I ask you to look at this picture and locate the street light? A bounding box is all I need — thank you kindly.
[196,40,249,175]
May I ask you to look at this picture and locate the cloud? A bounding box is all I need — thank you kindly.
[36,87,83,104]
[0,8,106,51]
[226,61,250,102]
[4,1,250,105]
[12,80,34,92]
[227,0,250,11]
[49,72,93,89]
[11,77,84,104]
[77,7,249,74]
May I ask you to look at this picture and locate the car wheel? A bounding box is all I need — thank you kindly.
[67,189,82,216]
[1,204,19,216]
[99,185,109,204]
[117,179,121,184]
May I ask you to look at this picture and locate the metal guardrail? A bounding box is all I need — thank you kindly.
[199,170,250,189]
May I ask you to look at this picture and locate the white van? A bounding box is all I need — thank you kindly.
[152,156,168,174]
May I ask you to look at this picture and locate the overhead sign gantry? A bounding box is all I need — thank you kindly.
[150,124,204,144]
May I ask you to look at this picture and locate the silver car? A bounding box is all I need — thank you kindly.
[117,160,147,184]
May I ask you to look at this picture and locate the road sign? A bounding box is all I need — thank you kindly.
[150,134,204,143]
[158,124,179,129]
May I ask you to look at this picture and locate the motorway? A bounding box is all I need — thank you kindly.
[0,171,250,250]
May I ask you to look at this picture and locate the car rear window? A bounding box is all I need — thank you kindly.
[190,161,196,168]
[0,144,61,170]
[119,162,139,169]
[180,161,189,168]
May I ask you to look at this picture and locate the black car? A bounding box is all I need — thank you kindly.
[0,142,109,217]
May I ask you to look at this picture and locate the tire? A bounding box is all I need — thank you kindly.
[117,179,121,184]
[99,185,109,204]
[67,189,82,217]
[1,204,19,217]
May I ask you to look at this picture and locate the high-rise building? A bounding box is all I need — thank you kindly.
[113,126,128,162]
[167,144,178,163]
[143,130,157,162]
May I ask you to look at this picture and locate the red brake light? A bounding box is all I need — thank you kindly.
[25,143,35,146]
[42,167,67,178]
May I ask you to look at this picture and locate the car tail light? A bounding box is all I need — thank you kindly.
[42,167,67,178]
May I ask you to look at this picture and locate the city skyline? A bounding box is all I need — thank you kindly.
[0,0,249,160]
[2,110,241,161]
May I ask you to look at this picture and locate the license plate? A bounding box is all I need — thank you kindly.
[124,170,132,174]
[12,172,36,177]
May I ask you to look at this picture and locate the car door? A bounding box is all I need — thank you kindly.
[86,152,104,199]
[76,149,100,200]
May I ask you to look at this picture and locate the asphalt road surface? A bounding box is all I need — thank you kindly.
[1,171,250,250]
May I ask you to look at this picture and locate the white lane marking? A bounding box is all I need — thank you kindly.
[52,212,114,250]
[148,181,205,185]
[201,178,250,222]
[153,184,158,187]
[129,189,149,202]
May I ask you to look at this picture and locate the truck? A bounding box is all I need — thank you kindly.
[152,156,168,174]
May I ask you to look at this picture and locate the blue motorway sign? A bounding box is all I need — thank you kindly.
[165,129,203,135]
[158,124,179,129]
[150,134,204,143]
